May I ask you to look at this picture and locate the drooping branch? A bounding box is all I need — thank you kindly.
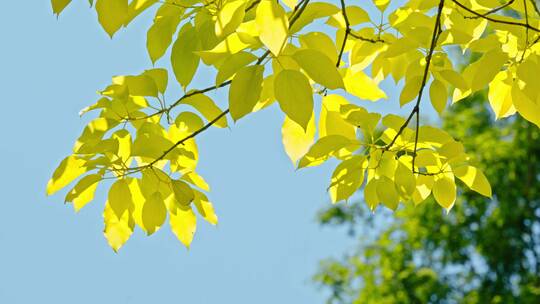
[148,109,230,168]
[349,32,386,43]
[452,0,540,32]
[114,0,313,177]
[467,0,515,18]
[384,0,446,174]
[336,0,386,68]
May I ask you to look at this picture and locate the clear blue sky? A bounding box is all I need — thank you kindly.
[0,2,435,303]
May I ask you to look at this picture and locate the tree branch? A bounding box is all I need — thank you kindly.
[383,0,446,174]
[336,0,351,68]
[114,0,312,177]
[531,0,540,16]
[452,0,540,32]
[467,0,515,18]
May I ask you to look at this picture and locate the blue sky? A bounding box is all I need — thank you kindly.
[0,1,435,303]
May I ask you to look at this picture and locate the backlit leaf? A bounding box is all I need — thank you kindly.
[281,114,316,165]
[215,51,257,86]
[103,201,134,252]
[171,23,200,89]
[215,0,246,38]
[433,175,457,211]
[95,0,128,37]
[52,0,72,15]
[298,135,358,168]
[256,0,288,55]
[65,174,101,212]
[170,206,197,248]
[376,176,399,210]
[454,165,492,197]
[274,69,314,130]
[108,179,133,219]
[292,49,344,89]
[141,192,167,235]
[180,94,228,128]
[329,155,367,203]
[430,79,447,114]
[229,65,264,121]
[47,156,87,196]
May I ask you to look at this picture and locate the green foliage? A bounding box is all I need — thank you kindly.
[314,95,540,303]
[48,0,540,250]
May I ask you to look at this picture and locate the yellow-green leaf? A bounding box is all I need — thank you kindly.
[400,75,423,106]
[143,68,168,93]
[215,0,246,38]
[376,176,399,210]
[394,162,415,197]
[108,179,133,219]
[147,13,181,63]
[462,49,507,92]
[103,201,134,252]
[141,192,167,235]
[52,0,72,15]
[327,6,370,28]
[433,175,456,211]
[343,70,387,101]
[180,94,228,128]
[488,70,516,119]
[329,155,367,203]
[193,190,218,225]
[292,49,344,89]
[126,0,158,25]
[298,135,357,168]
[511,82,540,128]
[299,32,338,63]
[215,51,257,86]
[182,171,210,191]
[430,79,447,114]
[320,95,356,139]
[171,180,195,207]
[412,175,434,205]
[281,114,316,165]
[171,23,200,89]
[454,165,492,197]
[282,0,298,9]
[95,0,128,37]
[119,74,158,97]
[274,69,314,130]
[256,0,289,55]
[374,0,391,11]
[364,178,379,211]
[170,206,197,248]
[65,174,101,212]
[229,65,264,121]
[47,156,88,196]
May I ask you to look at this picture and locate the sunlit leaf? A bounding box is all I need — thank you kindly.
[95,0,128,37]
[229,65,264,121]
[274,69,314,130]
[282,114,316,165]
[256,0,288,55]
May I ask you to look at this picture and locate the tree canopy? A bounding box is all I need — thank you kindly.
[314,95,540,303]
[48,0,540,251]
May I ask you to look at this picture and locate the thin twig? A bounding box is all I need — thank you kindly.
[452,0,540,32]
[383,0,446,174]
[114,0,312,177]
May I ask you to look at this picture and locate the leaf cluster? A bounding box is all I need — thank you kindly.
[49,0,540,250]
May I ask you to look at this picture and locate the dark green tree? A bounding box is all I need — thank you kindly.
[314,94,540,303]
